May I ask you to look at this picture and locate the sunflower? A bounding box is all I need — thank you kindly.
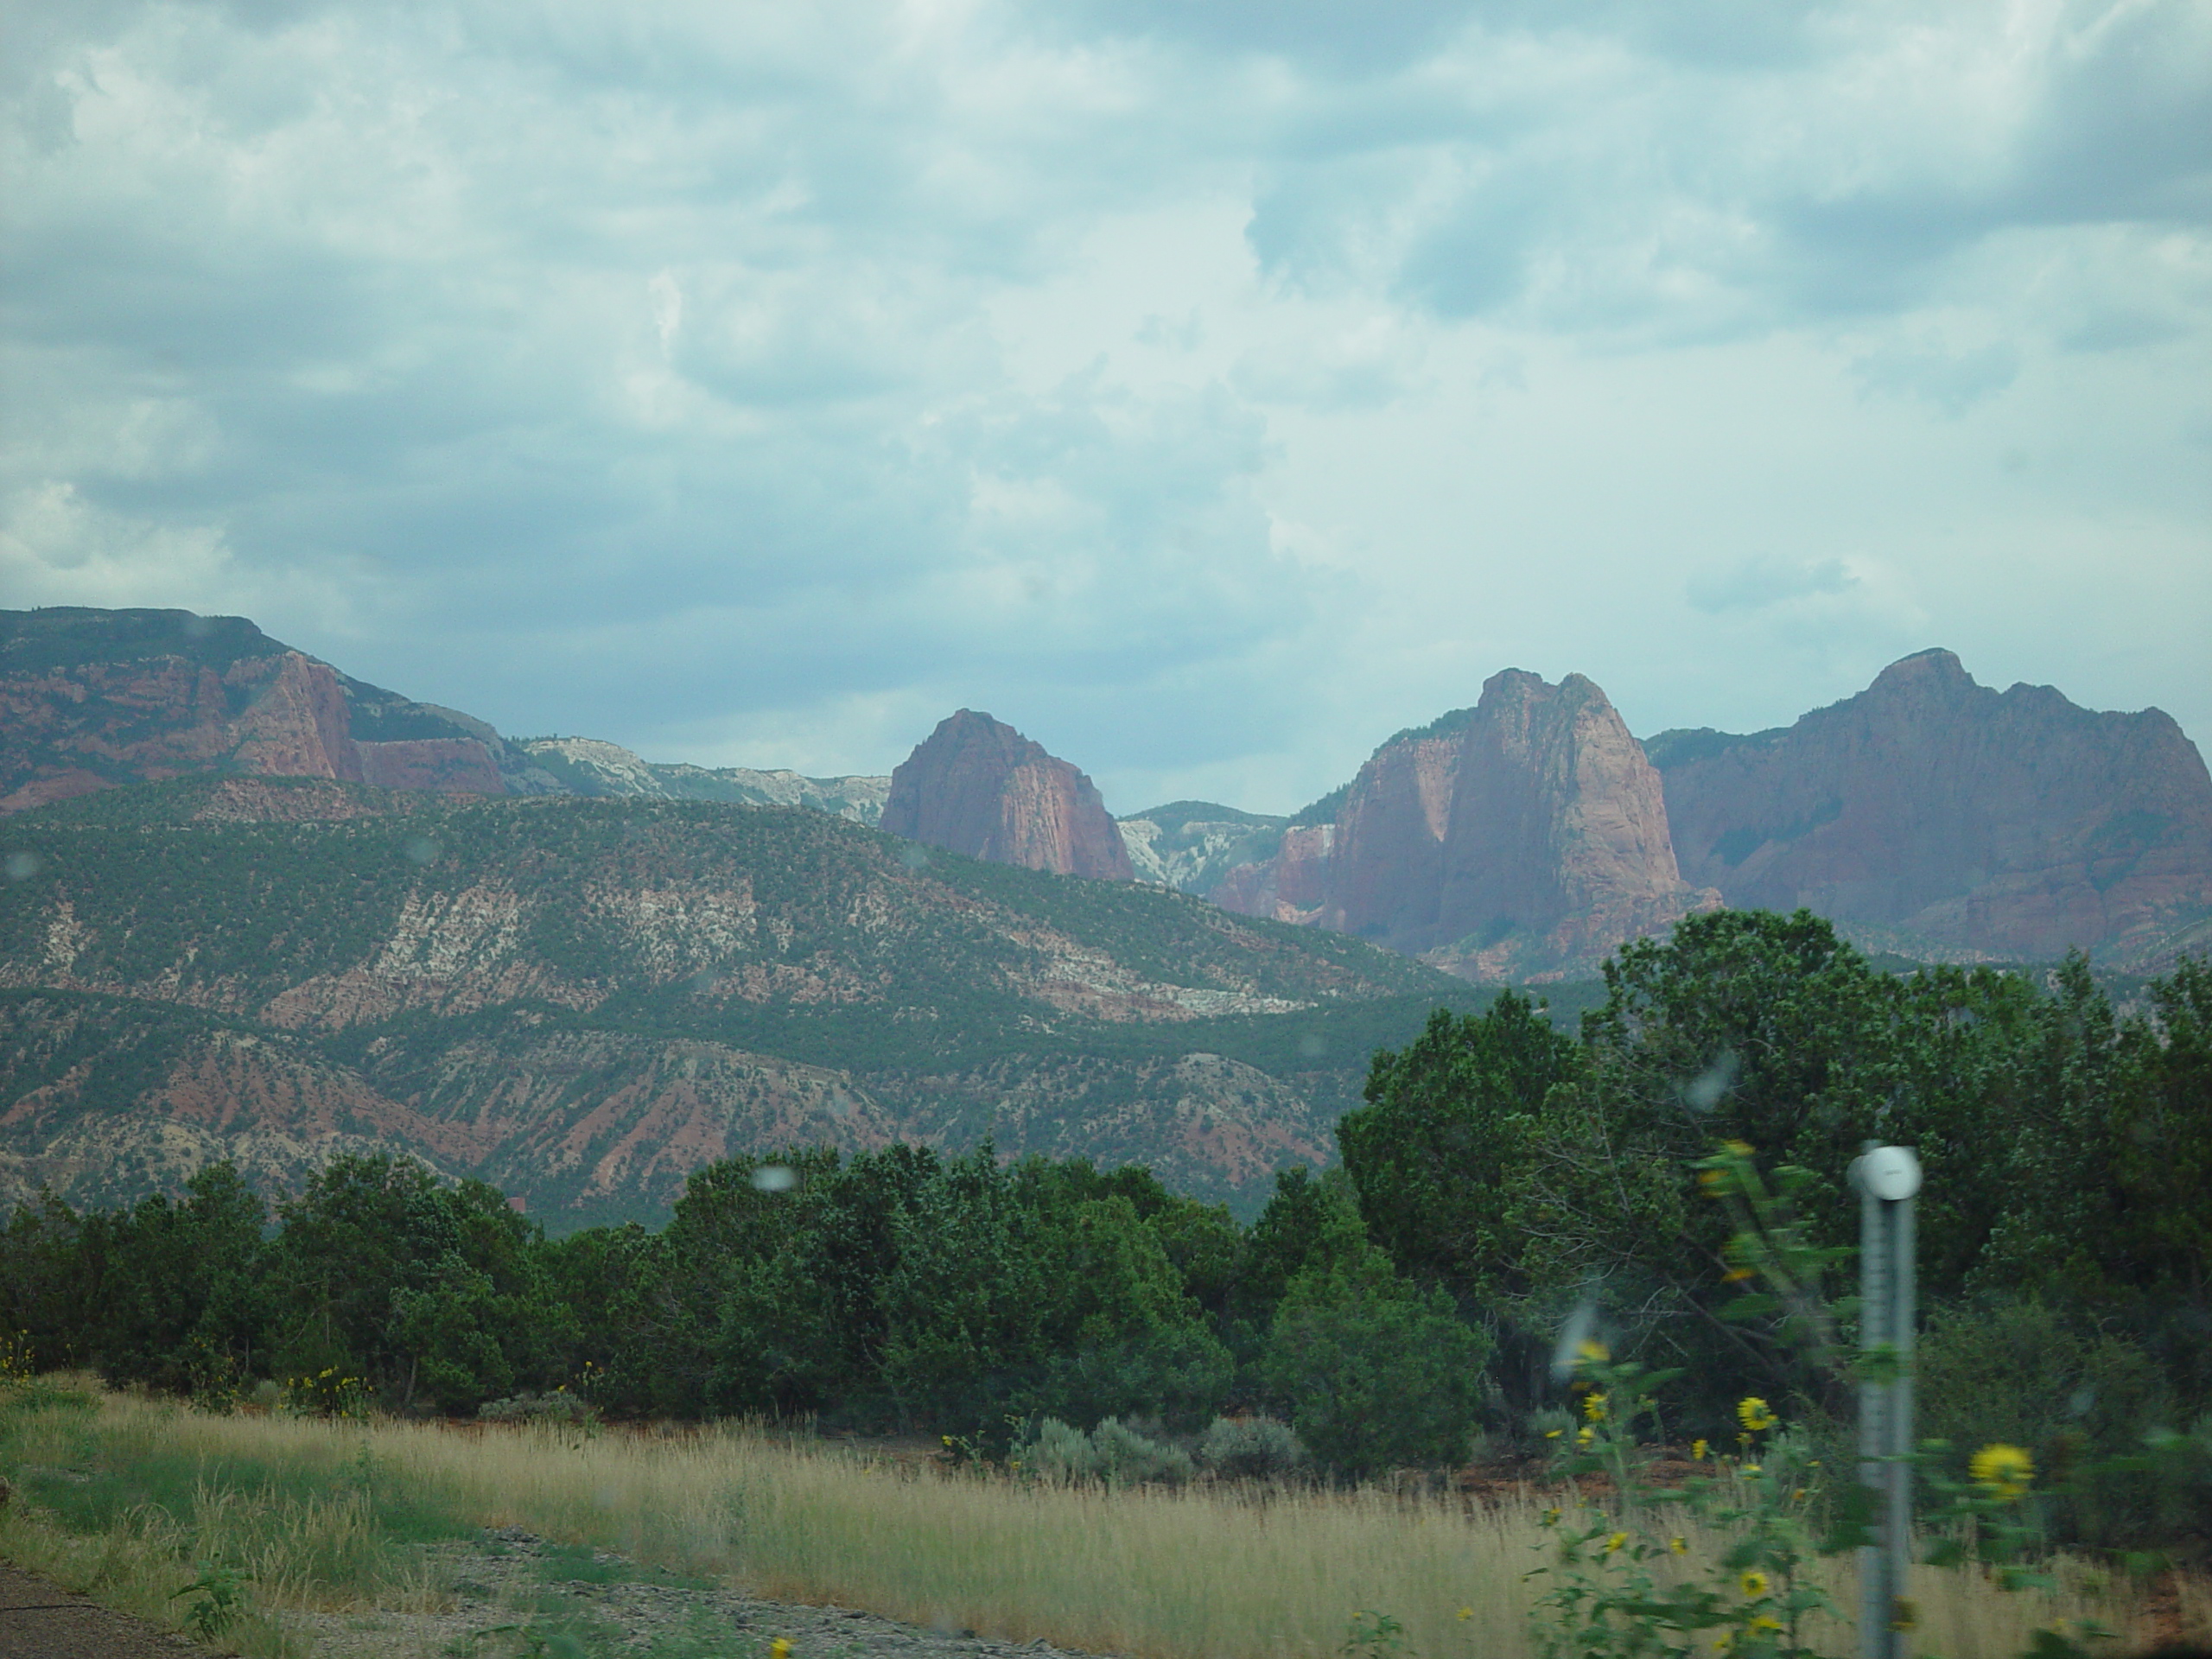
[1739,1570,1770,1599]
[1737,1397,1778,1434]
[1970,1443,2034,1502]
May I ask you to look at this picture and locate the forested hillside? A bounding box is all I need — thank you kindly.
[0,777,1480,1216]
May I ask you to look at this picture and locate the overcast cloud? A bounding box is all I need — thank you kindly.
[3,0,2207,812]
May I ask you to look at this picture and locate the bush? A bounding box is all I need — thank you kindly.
[1262,1243,1489,1479]
[1916,1296,2177,1546]
[1196,1414,1306,1480]
[1090,1416,1192,1486]
[1026,1416,1099,1484]
[1022,1415,1192,1486]
[477,1390,597,1428]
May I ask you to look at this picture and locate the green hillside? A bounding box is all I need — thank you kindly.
[0,779,1502,1217]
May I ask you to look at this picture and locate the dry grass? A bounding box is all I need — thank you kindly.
[4,1390,2154,1659]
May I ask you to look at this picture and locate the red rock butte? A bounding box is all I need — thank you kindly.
[881,709,1134,881]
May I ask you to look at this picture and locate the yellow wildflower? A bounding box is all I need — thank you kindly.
[1457,1607,1474,1622]
[1605,1532,1629,1554]
[1669,1536,1688,1555]
[1751,1616,1783,1633]
[1736,1397,1777,1433]
[1584,1392,1608,1423]
[772,1641,791,1659]
[1744,1465,1762,1475]
[1970,1444,2034,1503]
[1576,1338,1611,1366]
[1576,1425,1596,1448]
[1692,1439,1709,1460]
[1545,1429,1563,1440]
[1739,1571,1769,1598]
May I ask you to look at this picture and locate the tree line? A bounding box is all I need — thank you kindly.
[3,910,2207,1508]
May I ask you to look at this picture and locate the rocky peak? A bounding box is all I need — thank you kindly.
[882,710,1133,880]
[1237,669,1713,980]
[1655,650,2212,964]
[1418,669,1712,977]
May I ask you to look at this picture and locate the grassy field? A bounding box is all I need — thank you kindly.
[0,1382,2174,1659]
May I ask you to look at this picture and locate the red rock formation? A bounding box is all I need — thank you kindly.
[1212,825,1333,923]
[1199,671,1712,979]
[0,608,512,810]
[1421,671,1716,979]
[882,709,1134,880]
[1653,649,2212,964]
[226,651,363,781]
[1318,725,1465,945]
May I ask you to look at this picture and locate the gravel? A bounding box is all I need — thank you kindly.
[281,1526,1116,1659]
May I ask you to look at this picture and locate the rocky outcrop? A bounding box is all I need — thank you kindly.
[1336,671,1713,977]
[882,710,1134,880]
[1318,720,1467,948]
[1192,672,1713,980]
[1431,671,1715,972]
[518,735,890,823]
[0,607,551,811]
[1649,649,2212,965]
[1116,802,1288,892]
[1211,826,1334,924]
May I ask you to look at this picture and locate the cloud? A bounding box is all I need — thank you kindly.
[0,0,2203,810]
[1685,555,1855,616]
[1851,338,2020,414]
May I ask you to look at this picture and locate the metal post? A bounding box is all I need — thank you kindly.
[1853,1145,1921,1659]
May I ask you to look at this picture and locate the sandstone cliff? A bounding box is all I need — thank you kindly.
[1211,825,1334,924]
[1192,671,1711,980]
[1649,649,2212,965]
[882,709,1134,880]
[0,607,556,811]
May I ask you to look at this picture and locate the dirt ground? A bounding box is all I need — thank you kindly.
[0,1561,210,1659]
[0,1527,1119,1659]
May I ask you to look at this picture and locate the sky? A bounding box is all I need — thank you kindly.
[3,0,2209,816]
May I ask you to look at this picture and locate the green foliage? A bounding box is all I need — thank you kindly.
[1195,1413,1307,1479]
[1528,1353,1847,1659]
[1024,1416,1101,1484]
[1086,1416,1195,1486]
[1339,990,1585,1301]
[1916,1298,2180,1547]
[1261,1241,1489,1478]
[170,1558,250,1641]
